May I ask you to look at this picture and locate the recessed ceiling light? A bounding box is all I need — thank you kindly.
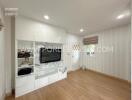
[80,28,84,32]
[116,10,130,19]
[44,15,50,20]
[117,14,125,19]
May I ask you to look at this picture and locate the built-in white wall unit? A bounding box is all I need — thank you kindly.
[15,40,67,97]
[80,24,131,81]
[15,40,35,97]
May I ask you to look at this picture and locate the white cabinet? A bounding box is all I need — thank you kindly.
[15,40,67,97]
[35,73,59,89]
[15,17,35,41]
[35,77,48,89]
[58,72,67,80]
[15,75,35,97]
[15,25,35,41]
[48,73,59,84]
[16,72,67,97]
[35,72,67,90]
[16,32,35,41]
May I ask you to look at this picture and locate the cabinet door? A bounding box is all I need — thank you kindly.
[15,17,35,41]
[58,72,67,80]
[15,75,35,97]
[35,77,48,89]
[63,52,72,71]
[16,31,35,41]
[48,73,59,84]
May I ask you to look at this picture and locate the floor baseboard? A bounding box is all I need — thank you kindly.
[5,92,12,97]
[68,67,81,74]
[5,89,15,99]
[1,93,5,100]
[84,68,131,85]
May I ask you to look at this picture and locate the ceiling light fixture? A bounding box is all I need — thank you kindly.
[117,14,125,19]
[80,28,84,32]
[116,10,130,19]
[44,15,50,20]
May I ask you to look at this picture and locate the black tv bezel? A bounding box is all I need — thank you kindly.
[40,48,61,63]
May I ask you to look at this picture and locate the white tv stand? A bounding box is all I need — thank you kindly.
[15,40,67,97]
[35,66,67,89]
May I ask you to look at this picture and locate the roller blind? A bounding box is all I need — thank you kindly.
[83,36,98,45]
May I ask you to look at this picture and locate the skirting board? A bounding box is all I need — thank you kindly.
[5,89,15,99]
[83,68,131,85]
[1,93,5,100]
[67,67,81,74]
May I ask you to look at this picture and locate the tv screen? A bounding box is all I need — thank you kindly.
[40,48,61,63]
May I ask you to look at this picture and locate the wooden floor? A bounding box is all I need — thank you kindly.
[6,70,131,100]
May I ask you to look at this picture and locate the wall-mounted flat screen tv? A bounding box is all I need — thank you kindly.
[40,48,61,63]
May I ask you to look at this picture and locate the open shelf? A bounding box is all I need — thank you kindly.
[16,73,34,78]
[16,40,35,77]
[18,65,34,69]
[17,57,34,59]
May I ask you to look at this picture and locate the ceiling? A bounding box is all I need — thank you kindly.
[0,0,131,36]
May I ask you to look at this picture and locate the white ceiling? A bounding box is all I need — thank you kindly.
[0,0,131,36]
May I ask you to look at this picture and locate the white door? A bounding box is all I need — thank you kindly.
[64,52,72,72]
[71,50,80,71]
[63,43,80,72]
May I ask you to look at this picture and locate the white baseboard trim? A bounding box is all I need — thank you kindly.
[68,67,81,73]
[72,67,80,71]
[0,93,5,100]
[6,91,12,97]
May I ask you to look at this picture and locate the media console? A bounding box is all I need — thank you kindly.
[15,40,67,97]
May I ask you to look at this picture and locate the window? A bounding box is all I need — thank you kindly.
[84,44,96,56]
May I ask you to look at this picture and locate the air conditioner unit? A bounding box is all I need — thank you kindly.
[0,19,4,31]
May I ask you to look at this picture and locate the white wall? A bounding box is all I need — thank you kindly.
[80,24,131,81]
[5,17,12,94]
[64,35,81,71]
[0,8,6,100]
[131,2,132,94]
[15,16,68,43]
[131,2,132,93]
